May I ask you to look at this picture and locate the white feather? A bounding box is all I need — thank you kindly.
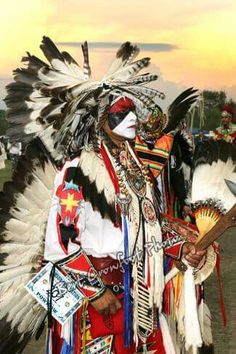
[0,265,33,283]
[51,58,79,77]
[159,313,176,354]
[38,67,80,87]
[24,121,42,134]
[0,155,56,345]
[192,157,236,211]
[184,268,202,350]
[198,299,213,345]
[103,58,150,82]
[7,292,33,322]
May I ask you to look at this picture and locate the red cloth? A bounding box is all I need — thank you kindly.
[87,294,166,354]
[87,296,124,338]
[113,334,135,354]
[164,241,183,260]
[51,320,63,354]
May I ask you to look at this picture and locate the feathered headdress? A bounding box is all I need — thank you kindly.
[5,37,165,162]
[220,105,234,117]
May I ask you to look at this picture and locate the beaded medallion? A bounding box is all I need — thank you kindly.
[141,197,157,225]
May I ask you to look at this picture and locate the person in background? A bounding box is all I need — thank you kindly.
[194,129,208,146]
[213,105,236,143]
[0,137,7,169]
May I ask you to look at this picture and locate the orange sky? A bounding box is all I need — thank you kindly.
[0,0,236,107]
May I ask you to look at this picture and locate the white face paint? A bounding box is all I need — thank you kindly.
[112,111,137,139]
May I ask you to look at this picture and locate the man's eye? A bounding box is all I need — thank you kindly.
[116,111,131,120]
[129,107,135,113]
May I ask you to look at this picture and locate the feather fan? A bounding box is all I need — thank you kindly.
[0,138,57,353]
[191,139,236,239]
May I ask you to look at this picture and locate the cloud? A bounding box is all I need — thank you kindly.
[57,41,178,53]
[148,64,188,110]
[180,0,232,16]
[222,85,236,102]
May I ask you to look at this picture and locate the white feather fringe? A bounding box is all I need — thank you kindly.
[159,313,176,354]
[184,268,202,350]
[198,299,213,346]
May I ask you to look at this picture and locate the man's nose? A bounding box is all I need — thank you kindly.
[128,111,137,121]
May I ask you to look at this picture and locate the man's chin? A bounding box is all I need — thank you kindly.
[121,135,135,141]
[113,132,136,141]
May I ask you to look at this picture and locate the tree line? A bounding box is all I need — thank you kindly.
[187,90,236,131]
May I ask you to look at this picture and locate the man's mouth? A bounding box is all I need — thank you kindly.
[127,123,136,128]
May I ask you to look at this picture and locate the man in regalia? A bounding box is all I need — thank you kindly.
[1,38,207,354]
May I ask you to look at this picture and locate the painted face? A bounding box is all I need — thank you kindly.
[221,111,232,126]
[112,111,137,139]
[108,96,137,139]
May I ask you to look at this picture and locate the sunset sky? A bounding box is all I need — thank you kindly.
[0,0,236,109]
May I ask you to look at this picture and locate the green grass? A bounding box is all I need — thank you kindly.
[0,160,13,191]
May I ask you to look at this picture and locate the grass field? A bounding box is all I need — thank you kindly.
[0,160,12,191]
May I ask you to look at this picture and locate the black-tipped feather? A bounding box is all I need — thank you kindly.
[164,88,198,133]
[0,318,32,354]
[22,52,49,71]
[40,36,65,65]
[116,41,140,64]
[173,131,193,167]
[81,41,91,78]
[61,51,80,66]
[193,139,236,172]
[65,167,118,224]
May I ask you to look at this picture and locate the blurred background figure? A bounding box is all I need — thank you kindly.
[8,141,22,168]
[0,137,7,170]
[212,105,236,143]
[194,129,208,145]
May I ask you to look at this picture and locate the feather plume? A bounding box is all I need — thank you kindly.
[5,37,163,162]
[164,88,198,133]
[104,41,140,79]
[104,57,151,82]
[81,41,91,79]
[0,138,56,353]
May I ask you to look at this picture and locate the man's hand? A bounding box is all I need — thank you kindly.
[91,288,121,317]
[182,242,207,268]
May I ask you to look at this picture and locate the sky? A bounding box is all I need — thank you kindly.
[0,0,236,109]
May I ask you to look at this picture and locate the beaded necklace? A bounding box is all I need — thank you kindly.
[111,141,158,226]
[101,140,164,343]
